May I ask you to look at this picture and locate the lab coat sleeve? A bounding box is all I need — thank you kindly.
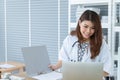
[58,35,70,61]
[99,39,112,74]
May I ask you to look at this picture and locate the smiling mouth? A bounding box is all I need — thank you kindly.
[84,33,90,37]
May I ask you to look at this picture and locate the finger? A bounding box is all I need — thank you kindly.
[48,65,52,68]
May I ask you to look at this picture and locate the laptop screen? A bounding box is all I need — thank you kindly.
[62,62,103,80]
[22,45,52,76]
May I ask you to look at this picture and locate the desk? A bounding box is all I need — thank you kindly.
[15,71,62,80]
[14,72,37,80]
[0,61,25,73]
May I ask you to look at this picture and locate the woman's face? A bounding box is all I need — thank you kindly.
[79,20,95,40]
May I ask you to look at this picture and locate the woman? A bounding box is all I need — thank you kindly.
[49,10,111,76]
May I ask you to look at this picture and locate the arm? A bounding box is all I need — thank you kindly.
[100,39,112,76]
[103,71,109,77]
[49,60,62,71]
[49,35,71,71]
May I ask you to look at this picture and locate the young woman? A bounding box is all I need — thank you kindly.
[49,10,111,76]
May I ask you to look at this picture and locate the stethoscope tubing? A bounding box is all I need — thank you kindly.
[65,41,78,61]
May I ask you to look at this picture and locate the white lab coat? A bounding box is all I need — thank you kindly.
[58,35,112,74]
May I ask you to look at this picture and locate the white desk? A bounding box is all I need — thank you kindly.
[14,71,62,80]
[32,71,62,80]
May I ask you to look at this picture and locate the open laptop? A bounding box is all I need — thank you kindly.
[62,62,103,80]
[21,45,52,76]
[22,45,62,80]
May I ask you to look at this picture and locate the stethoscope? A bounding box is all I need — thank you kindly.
[65,41,89,62]
[65,41,78,62]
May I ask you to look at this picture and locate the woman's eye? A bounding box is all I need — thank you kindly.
[92,27,95,29]
[84,26,88,28]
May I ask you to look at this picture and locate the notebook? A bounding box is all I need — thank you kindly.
[62,62,103,80]
[22,45,62,80]
[21,45,52,76]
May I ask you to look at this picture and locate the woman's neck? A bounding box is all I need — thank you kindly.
[82,38,90,43]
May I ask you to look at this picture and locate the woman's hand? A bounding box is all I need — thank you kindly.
[48,65,57,71]
[48,60,62,71]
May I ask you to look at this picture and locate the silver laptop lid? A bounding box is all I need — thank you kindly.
[22,45,52,76]
[62,62,103,80]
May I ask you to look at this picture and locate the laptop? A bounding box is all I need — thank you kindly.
[62,62,103,80]
[21,45,52,76]
[22,45,62,80]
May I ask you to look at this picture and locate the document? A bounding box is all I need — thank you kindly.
[32,71,62,80]
[0,64,15,69]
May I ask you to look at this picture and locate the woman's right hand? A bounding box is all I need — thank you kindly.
[48,60,62,71]
[48,64,57,71]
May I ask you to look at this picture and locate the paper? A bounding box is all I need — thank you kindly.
[0,64,15,69]
[32,71,62,80]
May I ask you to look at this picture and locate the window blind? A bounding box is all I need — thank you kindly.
[0,0,5,62]
[31,0,58,64]
[6,0,29,62]
[60,0,68,47]
[1,0,68,64]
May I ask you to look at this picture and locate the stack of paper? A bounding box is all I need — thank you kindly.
[32,71,62,80]
[0,64,15,69]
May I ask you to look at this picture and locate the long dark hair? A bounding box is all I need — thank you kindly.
[71,10,102,59]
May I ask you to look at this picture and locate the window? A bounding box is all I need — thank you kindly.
[0,0,68,64]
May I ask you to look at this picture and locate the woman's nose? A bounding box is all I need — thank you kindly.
[86,28,91,33]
